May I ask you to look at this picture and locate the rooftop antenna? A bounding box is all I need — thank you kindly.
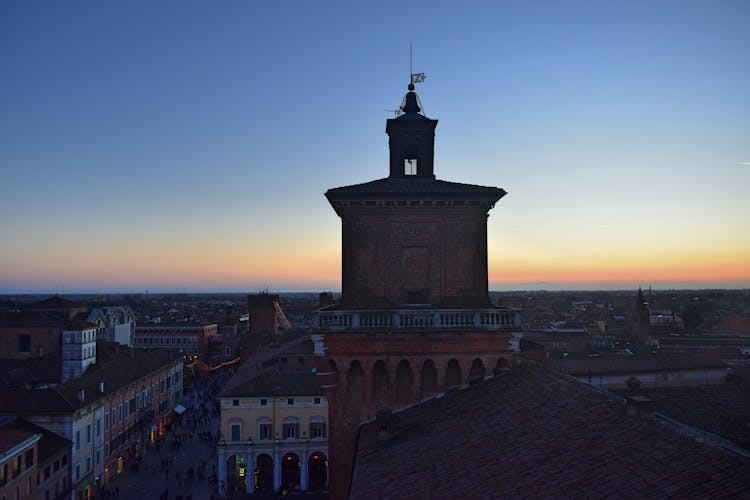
[407,42,427,116]
[409,42,426,87]
[410,41,413,85]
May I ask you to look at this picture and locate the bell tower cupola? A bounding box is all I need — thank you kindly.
[386,83,438,179]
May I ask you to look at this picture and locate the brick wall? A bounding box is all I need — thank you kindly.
[316,329,515,498]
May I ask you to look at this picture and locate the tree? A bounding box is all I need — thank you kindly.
[683,304,703,330]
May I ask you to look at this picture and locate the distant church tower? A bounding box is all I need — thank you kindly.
[314,81,521,498]
[632,287,650,343]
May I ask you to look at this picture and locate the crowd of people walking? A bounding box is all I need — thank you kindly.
[99,368,232,500]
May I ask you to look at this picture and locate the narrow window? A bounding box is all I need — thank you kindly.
[258,420,272,440]
[404,158,417,176]
[310,418,327,438]
[230,423,241,441]
[282,418,299,439]
[18,335,31,353]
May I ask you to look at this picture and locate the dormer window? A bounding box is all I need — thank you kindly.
[404,158,418,176]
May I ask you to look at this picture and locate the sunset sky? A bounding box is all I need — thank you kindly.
[1,1,749,293]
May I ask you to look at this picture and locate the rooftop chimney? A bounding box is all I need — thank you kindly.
[78,389,85,402]
[625,395,655,417]
[376,408,392,442]
[98,381,105,393]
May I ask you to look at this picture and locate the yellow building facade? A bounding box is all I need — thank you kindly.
[217,371,328,495]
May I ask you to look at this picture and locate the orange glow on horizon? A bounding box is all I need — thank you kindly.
[3,231,748,291]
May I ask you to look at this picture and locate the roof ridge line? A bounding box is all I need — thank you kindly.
[529,357,750,460]
[654,411,750,460]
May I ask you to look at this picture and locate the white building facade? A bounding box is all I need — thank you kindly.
[88,307,136,346]
[61,324,97,383]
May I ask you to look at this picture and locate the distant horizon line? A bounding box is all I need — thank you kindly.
[1,281,748,296]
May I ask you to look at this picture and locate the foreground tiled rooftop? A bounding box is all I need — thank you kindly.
[544,350,731,376]
[612,376,750,449]
[352,363,750,498]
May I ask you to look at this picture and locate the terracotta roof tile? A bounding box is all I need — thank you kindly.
[352,363,750,498]
[545,351,730,376]
[0,342,180,414]
[0,423,37,456]
[0,310,69,327]
[219,370,322,398]
[23,296,83,310]
[0,356,61,388]
[612,383,750,448]
[0,417,71,461]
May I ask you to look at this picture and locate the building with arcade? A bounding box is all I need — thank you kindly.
[217,365,328,495]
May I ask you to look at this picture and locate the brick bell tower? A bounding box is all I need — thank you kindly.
[314,81,521,498]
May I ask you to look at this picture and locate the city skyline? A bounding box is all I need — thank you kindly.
[1,1,749,294]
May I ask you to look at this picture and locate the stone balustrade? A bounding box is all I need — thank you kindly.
[316,308,521,332]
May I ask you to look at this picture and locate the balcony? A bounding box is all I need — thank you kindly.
[315,308,521,332]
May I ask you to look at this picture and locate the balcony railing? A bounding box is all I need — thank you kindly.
[316,308,521,332]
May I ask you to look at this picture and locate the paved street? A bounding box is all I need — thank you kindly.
[100,372,230,500]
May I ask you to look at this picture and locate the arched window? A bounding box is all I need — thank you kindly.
[347,361,364,399]
[371,360,388,402]
[396,360,413,404]
[420,359,437,398]
[309,416,326,439]
[469,358,486,383]
[282,416,299,439]
[495,358,509,374]
[445,358,462,387]
[257,417,272,441]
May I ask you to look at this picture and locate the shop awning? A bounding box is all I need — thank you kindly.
[173,404,186,415]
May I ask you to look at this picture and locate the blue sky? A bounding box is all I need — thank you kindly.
[1,1,749,293]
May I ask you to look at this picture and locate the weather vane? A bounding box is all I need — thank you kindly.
[386,44,427,116]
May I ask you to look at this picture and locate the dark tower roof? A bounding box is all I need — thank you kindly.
[328,84,504,203]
